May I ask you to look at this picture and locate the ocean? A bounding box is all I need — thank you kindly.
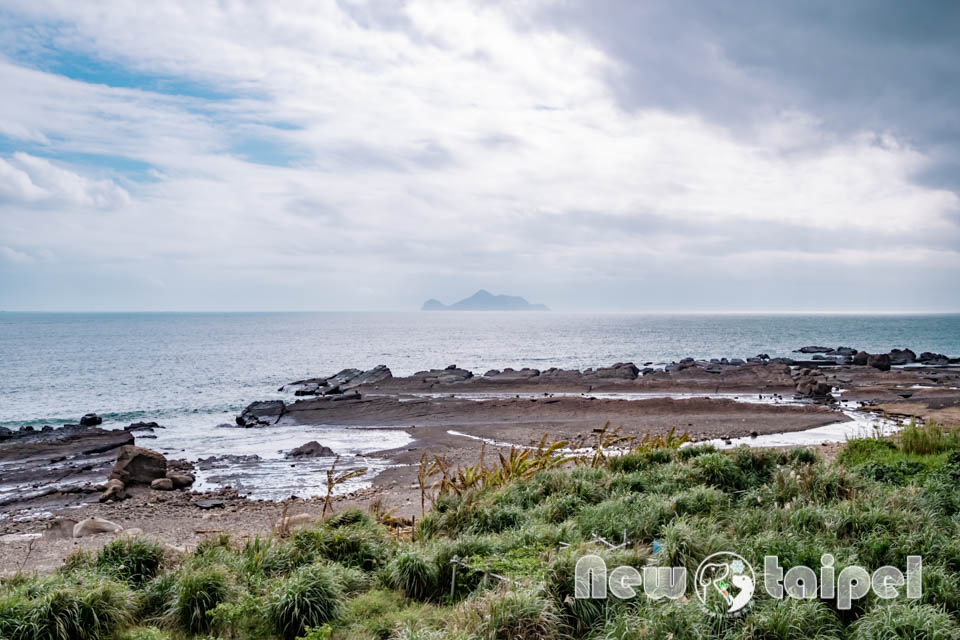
[2,312,958,499]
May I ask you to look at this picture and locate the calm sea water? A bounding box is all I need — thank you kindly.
[1,312,957,499]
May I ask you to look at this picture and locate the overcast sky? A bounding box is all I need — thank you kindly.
[1,1,959,312]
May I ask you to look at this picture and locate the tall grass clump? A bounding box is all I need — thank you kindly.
[384,550,440,601]
[741,598,843,640]
[94,537,166,587]
[267,563,342,640]
[453,587,562,640]
[293,518,390,571]
[600,601,713,640]
[170,565,230,634]
[898,420,957,455]
[0,574,135,640]
[850,602,960,639]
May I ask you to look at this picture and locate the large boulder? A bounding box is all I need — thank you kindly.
[110,445,168,485]
[79,413,102,427]
[43,517,78,541]
[99,478,126,502]
[852,351,870,366]
[867,353,892,371]
[150,477,174,491]
[236,400,285,427]
[795,374,832,399]
[0,426,11,440]
[73,517,123,538]
[286,441,335,458]
[167,472,195,488]
[888,348,917,365]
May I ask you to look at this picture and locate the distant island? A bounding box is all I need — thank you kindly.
[421,289,549,311]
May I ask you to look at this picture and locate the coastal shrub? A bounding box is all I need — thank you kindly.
[850,602,960,640]
[731,446,780,485]
[8,574,136,640]
[658,517,729,575]
[325,562,372,597]
[672,485,728,516]
[335,589,444,639]
[837,438,898,466]
[95,537,166,587]
[690,452,746,492]
[740,598,842,640]
[295,521,390,571]
[326,507,376,529]
[171,565,231,633]
[535,493,584,524]
[920,562,960,614]
[676,443,716,460]
[208,591,270,640]
[113,627,173,640]
[384,551,440,601]
[786,446,818,466]
[452,587,562,640]
[575,493,673,542]
[544,546,640,633]
[599,601,713,640]
[898,420,957,456]
[268,564,342,640]
[137,573,177,621]
[467,502,526,534]
[0,590,33,640]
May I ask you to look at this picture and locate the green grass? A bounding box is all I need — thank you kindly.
[94,537,166,587]
[267,564,342,640]
[5,425,960,639]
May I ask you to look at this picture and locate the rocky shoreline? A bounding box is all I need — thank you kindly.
[2,345,959,574]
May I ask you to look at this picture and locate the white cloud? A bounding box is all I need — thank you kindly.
[0,152,129,208]
[0,0,956,309]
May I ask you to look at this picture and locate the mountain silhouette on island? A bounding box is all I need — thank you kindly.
[421,289,549,311]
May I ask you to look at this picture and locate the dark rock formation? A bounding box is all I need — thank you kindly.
[794,368,833,399]
[918,352,950,365]
[79,413,102,427]
[109,445,168,485]
[867,354,892,371]
[125,421,163,432]
[888,349,917,365]
[286,441,336,458]
[236,400,285,426]
[794,346,833,354]
[852,351,870,366]
[283,365,393,396]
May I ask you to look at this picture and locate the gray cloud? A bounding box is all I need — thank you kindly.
[537,0,960,191]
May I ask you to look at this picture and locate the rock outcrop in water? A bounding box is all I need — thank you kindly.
[281,365,392,397]
[285,441,335,458]
[236,400,286,426]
